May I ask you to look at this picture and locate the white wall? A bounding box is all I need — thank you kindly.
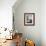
[13,0,41,46]
[41,0,46,46]
[0,0,16,30]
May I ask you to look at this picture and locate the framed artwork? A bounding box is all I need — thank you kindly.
[24,13,35,26]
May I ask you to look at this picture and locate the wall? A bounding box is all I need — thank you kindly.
[13,0,41,46]
[41,0,46,46]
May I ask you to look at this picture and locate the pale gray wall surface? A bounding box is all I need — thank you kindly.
[13,0,41,46]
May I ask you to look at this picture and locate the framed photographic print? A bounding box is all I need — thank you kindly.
[24,13,35,26]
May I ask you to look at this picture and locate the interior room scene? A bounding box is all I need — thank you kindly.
[0,0,46,46]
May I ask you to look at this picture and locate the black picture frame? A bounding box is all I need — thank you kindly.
[24,13,35,26]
